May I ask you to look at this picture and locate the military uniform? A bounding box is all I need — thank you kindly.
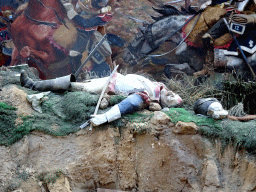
[186,0,256,76]
[61,0,113,77]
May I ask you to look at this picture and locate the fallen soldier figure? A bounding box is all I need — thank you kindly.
[20,70,183,126]
[194,98,228,120]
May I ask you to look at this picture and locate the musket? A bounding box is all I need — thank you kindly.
[74,34,108,78]
[223,18,256,80]
[80,64,119,130]
[116,12,150,24]
[165,0,184,4]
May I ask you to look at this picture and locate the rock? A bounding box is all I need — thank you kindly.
[154,124,165,131]
[202,159,220,191]
[100,97,109,109]
[241,162,256,191]
[12,190,23,192]
[192,135,216,158]
[18,177,41,192]
[0,85,34,116]
[150,111,170,125]
[148,102,162,111]
[173,121,198,135]
[10,136,29,165]
[48,175,72,192]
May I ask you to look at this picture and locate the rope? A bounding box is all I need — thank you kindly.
[145,12,201,58]
[25,0,66,28]
[25,13,58,28]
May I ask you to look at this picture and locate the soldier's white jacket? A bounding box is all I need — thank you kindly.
[71,73,183,108]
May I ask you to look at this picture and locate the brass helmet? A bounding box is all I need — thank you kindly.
[3,10,12,19]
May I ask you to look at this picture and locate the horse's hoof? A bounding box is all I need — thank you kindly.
[193,69,209,77]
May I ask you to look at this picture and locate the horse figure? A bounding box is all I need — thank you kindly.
[10,0,83,79]
[123,5,256,81]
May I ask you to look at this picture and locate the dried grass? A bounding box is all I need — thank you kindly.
[165,74,225,110]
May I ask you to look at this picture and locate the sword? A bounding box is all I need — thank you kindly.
[223,18,256,80]
[80,64,119,130]
[74,34,108,78]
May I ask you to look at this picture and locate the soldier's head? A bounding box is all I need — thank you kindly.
[160,88,183,108]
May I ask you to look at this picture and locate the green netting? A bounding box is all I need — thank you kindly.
[109,95,127,106]
[111,112,154,136]
[22,92,124,136]
[165,108,217,125]
[2,92,256,154]
[0,102,30,146]
[0,92,127,145]
[165,108,256,153]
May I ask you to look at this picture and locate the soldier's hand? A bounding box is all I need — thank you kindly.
[230,14,256,25]
[90,114,108,126]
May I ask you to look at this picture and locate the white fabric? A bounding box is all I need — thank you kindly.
[71,77,109,94]
[100,6,111,13]
[73,73,160,98]
[207,102,228,120]
[90,114,108,126]
[90,105,121,126]
[212,110,229,119]
[237,0,250,12]
[27,92,51,113]
[105,104,122,122]
[71,73,182,107]
[114,74,158,99]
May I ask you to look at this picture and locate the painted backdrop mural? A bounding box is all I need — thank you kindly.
[10,0,113,79]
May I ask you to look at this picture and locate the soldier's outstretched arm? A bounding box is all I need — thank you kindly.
[91,94,145,126]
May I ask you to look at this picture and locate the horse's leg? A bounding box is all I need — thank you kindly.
[123,15,190,65]
[19,46,58,78]
[105,55,114,71]
[10,46,20,66]
[214,49,256,81]
[20,46,49,62]
[164,63,196,79]
[175,42,205,73]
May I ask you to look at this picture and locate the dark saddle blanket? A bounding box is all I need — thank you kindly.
[224,29,256,56]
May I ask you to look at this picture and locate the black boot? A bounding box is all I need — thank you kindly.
[194,35,214,77]
[69,54,82,74]
[20,70,36,88]
[20,70,76,92]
